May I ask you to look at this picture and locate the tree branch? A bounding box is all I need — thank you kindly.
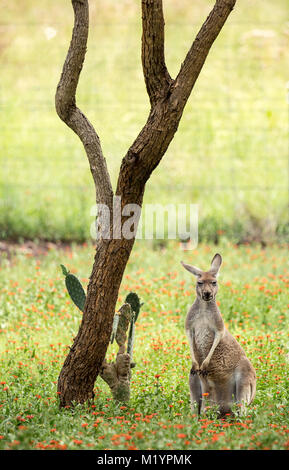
[55,0,113,207]
[171,0,236,106]
[141,0,173,106]
[117,0,237,194]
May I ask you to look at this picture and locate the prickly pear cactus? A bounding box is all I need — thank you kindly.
[125,292,144,359]
[60,264,86,312]
[110,312,120,344]
[126,312,136,359]
[125,292,143,322]
[115,303,133,349]
[100,303,133,403]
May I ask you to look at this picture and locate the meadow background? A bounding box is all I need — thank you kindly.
[0,0,288,242]
[0,0,289,451]
[0,242,288,450]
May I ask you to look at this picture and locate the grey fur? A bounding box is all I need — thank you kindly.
[182,254,256,418]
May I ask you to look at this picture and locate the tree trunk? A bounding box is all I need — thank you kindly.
[57,238,133,406]
[56,0,237,407]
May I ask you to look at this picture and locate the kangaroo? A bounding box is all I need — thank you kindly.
[181,254,256,418]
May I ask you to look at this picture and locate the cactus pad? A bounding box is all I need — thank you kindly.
[60,264,86,312]
[125,292,143,322]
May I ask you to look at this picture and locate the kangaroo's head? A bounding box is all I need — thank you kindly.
[181,253,222,302]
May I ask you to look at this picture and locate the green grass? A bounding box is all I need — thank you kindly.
[0,241,288,450]
[1,0,288,452]
[0,0,289,242]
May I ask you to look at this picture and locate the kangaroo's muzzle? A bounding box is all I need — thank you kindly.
[202,292,213,301]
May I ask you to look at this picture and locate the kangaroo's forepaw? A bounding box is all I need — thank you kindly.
[190,361,200,376]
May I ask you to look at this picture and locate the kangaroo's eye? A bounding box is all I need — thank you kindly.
[197,281,203,286]
[212,282,217,286]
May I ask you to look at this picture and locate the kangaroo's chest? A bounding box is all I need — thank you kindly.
[190,309,215,360]
[194,319,214,357]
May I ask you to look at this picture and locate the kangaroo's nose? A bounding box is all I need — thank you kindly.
[203,292,212,300]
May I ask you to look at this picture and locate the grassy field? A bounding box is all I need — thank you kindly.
[0,241,288,450]
[0,0,288,453]
[1,0,289,242]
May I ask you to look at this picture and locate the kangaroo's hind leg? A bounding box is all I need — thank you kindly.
[189,370,202,415]
[234,358,256,414]
[212,379,235,418]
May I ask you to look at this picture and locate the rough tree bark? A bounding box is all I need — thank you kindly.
[55,0,237,407]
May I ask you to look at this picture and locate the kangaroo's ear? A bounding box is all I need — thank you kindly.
[181,261,202,277]
[210,253,222,276]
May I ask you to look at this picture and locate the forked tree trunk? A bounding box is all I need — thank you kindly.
[56,0,236,407]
